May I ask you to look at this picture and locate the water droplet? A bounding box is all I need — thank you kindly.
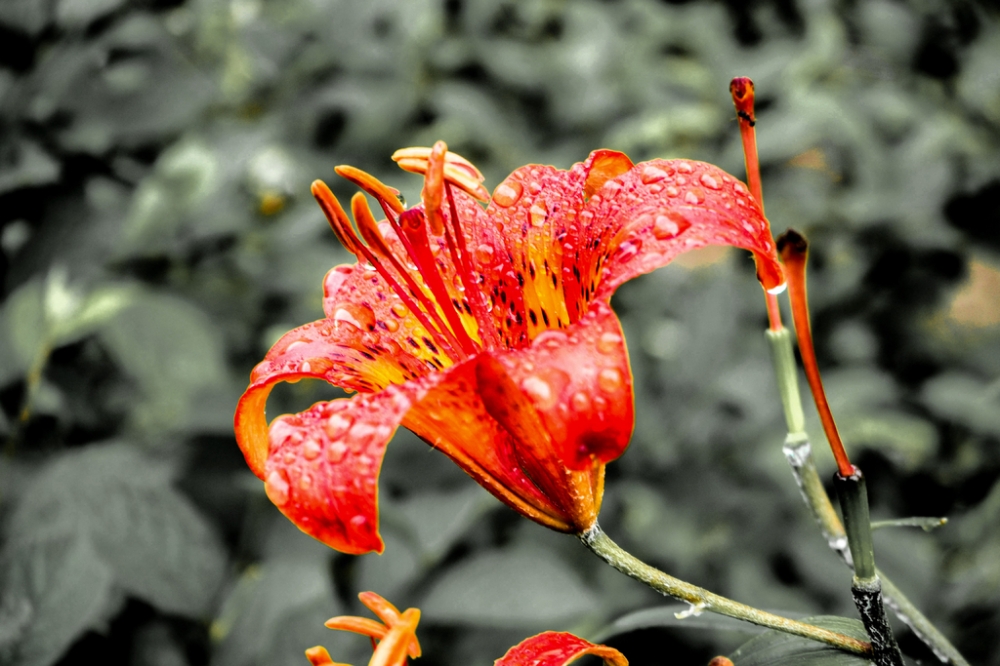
[616,240,641,263]
[528,180,543,194]
[602,180,623,193]
[767,282,787,295]
[492,179,523,207]
[533,329,568,349]
[684,188,705,205]
[349,422,378,447]
[676,162,693,174]
[647,184,663,194]
[598,368,625,392]
[641,165,668,184]
[653,212,691,240]
[734,182,749,195]
[302,438,322,460]
[350,514,367,527]
[325,413,354,440]
[265,470,290,506]
[597,332,622,354]
[571,391,591,412]
[327,441,348,463]
[324,265,353,297]
[334,303,376,330]
[700,173,721,190]
[384,318,399,332]
[300,361,312,373]
[675,176,687,185]
[665,186,679,197]
[529,199,548,227]
[283,450,296,465]
[594,396,608,410]
[474,243,495,264]
[285,340,307,352]
[742,221,755,233]
[299,474,313,490]
[522,375,555,410]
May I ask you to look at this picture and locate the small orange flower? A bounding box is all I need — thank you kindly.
[235,141,782,554]
[305,593,626,666]
[306,592,421,666]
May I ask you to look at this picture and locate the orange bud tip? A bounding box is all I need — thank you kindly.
[708,658,734,666]
[729,77,756,126]
[777,228,808,260]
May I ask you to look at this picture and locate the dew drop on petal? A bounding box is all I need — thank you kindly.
[384,318,399,332]
[684,188,705,205]
[616,239,641,263]
[598,368,625,392]
[676,162,693,174]
[653,212,691,240]
[302,438,322,460]
[324,265,353,297]
[529,199,548,227]
[327,441,348,463]
[594,395,609,410]
[641,165,669,184]
[522,375,556,410]
[598,331,622,354]
[390,302,408,318]
[299,474,313,490]
[665,186,679,197]
[700,173,721,190]
[533,329,568,349]
[492,179,523,207]
[767,282,788,295]
[300,361,312,373]
[571,391,591,412]
[350,514,367,527]
[265,470,290,506]
[528,180,543,195]
[474,243,495,265]
[334,303,376,330]
[325,413,354,440]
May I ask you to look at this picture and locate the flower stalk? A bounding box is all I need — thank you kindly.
[579,523,872,656]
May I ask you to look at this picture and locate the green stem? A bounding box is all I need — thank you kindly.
[834,470,876,581]
[769,329,970,666]
[579,524,871,656]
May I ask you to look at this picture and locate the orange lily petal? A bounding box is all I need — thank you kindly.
[369,608,419,666]
[496,632,628,666]
[305,645,349,666]
[358,592,422,658]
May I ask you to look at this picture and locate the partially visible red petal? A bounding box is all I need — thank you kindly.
[263,382,424,555]
[496,632,628,666]
[491,301,633,471]
[577,158,782,314]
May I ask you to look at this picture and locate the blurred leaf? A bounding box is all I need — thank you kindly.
[392,485,494,563]
[0,141,60,194]
[729,616,870,666]
[921,372,1000,436]
[0,535,116,666]
[0,279,44,379]
[211,559,336,666]
[7,443,226,617]
[420,544,597,628]
[55,0,126,29]
[99,293,226,433]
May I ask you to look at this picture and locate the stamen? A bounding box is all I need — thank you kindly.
[334,165,406,217]
[445,184,502,349]
[311,182,463,360]
[777,229,855,478]
[731,76,783,332]
[397,207,479,355]
[393,146,491,202]
[350,193,468,357]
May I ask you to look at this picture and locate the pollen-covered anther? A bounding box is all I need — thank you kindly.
[392,145,490,202]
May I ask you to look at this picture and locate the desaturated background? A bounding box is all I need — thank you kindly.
[1,0,999,665]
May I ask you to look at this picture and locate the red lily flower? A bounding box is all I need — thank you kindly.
[305,592,626,666]
[234,141,782,554]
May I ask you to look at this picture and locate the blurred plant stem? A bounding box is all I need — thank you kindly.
[767,326,970,666]
[579,524,872,655]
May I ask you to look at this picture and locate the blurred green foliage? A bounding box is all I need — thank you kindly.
[1,0,999,665]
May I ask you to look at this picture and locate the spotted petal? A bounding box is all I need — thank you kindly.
[495,632,628,666]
